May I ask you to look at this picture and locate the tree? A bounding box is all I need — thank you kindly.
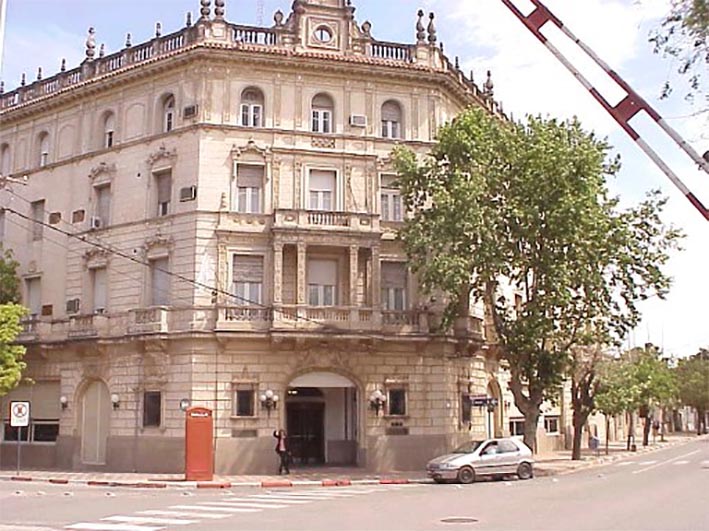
[649,0,708,109]
[568,346,605,460]
[595,359,640,453]
[393,107,682,451]
[0,248,27,396]
[675,348,709,434]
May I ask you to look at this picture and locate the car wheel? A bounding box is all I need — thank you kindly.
[457,466,476,484]
[517,462,533,480]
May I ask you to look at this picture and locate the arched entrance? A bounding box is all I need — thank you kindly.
[286,371,358,466]
[79,380,111,465]
[487,379,503,438]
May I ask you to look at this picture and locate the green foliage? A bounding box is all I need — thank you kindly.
[626,345,678,412]
[649,0,708,106]
[0,247,21,305]
[675,348,709,411]
[393,107,682,448]
[596,360,640,417]
[0,304,28,396]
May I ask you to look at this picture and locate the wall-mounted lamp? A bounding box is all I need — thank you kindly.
[369,389,387,415]
[504,400,511,410]
[260,389,279,412]
[179,398,191,412]
[110,393,120,410]
[60,395,68,410]
[486,398,499,413]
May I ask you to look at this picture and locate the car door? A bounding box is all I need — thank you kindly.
[477,441,501,475]
[497,439,521,473]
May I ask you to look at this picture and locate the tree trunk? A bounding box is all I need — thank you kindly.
[642,415,651,446]
[571,416,584,460]
[626,412,634,450]
[605,416,610,455]
[522,409,540,453]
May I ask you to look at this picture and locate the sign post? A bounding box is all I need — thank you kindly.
[10,401,30,475]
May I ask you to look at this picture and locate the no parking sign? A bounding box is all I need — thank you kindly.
[10,401,30,427]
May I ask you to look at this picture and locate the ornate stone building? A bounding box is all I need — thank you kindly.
[0,0,556,473]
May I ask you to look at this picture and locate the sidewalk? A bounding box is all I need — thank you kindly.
[1,433,704,489]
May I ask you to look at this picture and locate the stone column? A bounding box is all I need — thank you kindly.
[349,245,359,306]
[371,245,381,307]
[273,243,283,305]
[297,242,307,305]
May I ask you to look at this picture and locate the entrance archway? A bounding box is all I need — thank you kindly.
[487,379,503,438]
[79,380,111,465]
[286,371,358,466]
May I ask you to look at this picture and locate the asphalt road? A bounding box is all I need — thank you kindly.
[2,438,708,531]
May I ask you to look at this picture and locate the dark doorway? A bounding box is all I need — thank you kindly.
[286,401,325,465]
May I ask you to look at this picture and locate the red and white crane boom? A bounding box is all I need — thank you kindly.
[500,0,709,221]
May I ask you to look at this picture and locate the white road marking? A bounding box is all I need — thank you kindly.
[633,450,701,474]
[638,461,657,465]
[168,505,261,513]
[616,462,634,467]
[102,516,195,525]
[247,495,311,504]
[200,501,290,509]
[66,524,164,531]
[138,510,230,520]
[673,460,690,465]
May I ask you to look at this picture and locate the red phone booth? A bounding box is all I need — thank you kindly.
[185,407,213,481]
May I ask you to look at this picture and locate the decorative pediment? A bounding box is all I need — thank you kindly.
[231,139,272,160]
[83,248,111,269]
[142,233,174,259]
[146,145,177,167]
[88,162,116,183]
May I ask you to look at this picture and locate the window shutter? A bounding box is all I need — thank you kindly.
[312,94,334,110]
[307,259,337,285]
[381,262,406,289]
[0,382,60,420]
[237,165,264,188]
[382,101,402,122]
[151,258,170,306]
[309,170,336,192]
[96,185,111,223]
[156,173,172,203]
[93,268,107,311]
[232,255,264,282]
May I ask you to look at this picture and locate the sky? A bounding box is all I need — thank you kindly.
[1,0,707,357]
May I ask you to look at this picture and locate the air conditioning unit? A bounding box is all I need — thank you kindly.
[179,185,197,202]
[349,114,367,127]
[66,298,81,314]
[90,216,103,230]
[183,104,198,119]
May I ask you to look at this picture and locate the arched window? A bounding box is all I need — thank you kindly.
[381,100,402,139]
[0,144,10,176]
[311,93,334,134]
[240,88,264,128]
[38,132,50,167]
[103,112,116,148]
[162,95,175,133]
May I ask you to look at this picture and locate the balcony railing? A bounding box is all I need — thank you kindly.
[274,209,379,232]
[128,306,170,334]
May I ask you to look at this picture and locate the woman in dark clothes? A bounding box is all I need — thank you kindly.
[273,429,290,474]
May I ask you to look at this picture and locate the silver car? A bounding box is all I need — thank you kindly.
[426,438,534,484]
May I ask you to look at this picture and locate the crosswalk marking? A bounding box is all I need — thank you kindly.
[169,504,261,513]
[673,460,689,465]
[66,524,164,531]
[138,510,230,520]
[616,462,634,467]
[201,501,290,509]
[638,461,657,465]
[247,495,311,504]
[102,516,196,525]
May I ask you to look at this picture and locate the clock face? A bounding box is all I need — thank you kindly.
[314,25,334,44]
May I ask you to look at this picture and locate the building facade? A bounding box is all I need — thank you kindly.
[0,0,568,474]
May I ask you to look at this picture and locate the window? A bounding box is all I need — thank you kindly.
[150,257,170,306]
[498,440,520,453]
[481,441,499,455]
[544,415,560,434]
[25,278,41,317]
[91,267,107,314]
[312,93,334,133]
[461,393,472,424]
[309,170,336,211]
[381,100,402,139]
[307,259,337,306]
[380,174,403,221]
[143,391,162,427]
[381,262,407,311]
[154,170,172,217]
[509,418,525,436]
[233,385,255,417]
[0,143,10,176]
[94,184,111,227]
[1,381,60,443]
[387,388,406,416]
[30,200,45,241]
[232,255,264,306]
[162,95,175,133]
[38,132,50,167]
[233,164,264,213]
[240,88,264,128]
[102,112,115,148]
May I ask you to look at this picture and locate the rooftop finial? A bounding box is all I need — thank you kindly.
[36,67,42,81]
[186,11,193,26]
[214,0,225,19]
[274,10,284,26]
[85,27,96,60]
[155,22,162,38]
[99,44,105,58]
[21,73,26,86]
[416,10,426,43]
[484,70,494,98]
[125,33,132,48]
[427,12,437,44]
[60,58,66,72]
[0,81,4,94]
[200,0,211,20]
[455,56,460,70]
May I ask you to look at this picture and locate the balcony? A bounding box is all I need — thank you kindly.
[274,210,379,233]
[216,306,273,332]
[67,314,109,339]
[127,307,169,335]
[273,305,379,332]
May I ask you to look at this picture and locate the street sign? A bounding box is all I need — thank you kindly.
[10,401,30,428]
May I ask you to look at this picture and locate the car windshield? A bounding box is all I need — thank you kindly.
[452,441,484,454]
